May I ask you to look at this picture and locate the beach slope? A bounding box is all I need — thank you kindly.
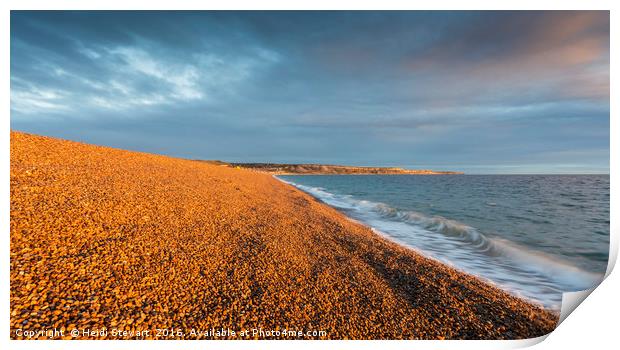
[10,131,557,339]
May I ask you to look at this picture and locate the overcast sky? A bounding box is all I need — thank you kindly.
[10,11,609,173]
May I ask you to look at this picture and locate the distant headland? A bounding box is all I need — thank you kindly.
[199,161,463,175]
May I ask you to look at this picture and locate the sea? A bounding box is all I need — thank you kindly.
[277,174,609,311]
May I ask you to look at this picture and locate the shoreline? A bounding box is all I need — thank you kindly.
[11,131,558,339]
[274,175,558,313]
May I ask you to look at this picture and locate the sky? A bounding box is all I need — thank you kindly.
[10,11,610,174]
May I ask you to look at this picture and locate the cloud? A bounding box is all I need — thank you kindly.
[11,38,281,115]
[9,11,609,173]
[10,77,72,115]
[109,46,204,100]
[399,11,609,103]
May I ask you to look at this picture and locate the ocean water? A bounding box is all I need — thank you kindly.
[278,174,609,311]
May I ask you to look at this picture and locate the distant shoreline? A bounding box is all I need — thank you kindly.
[270,173,462,176]
[199,161,464,175]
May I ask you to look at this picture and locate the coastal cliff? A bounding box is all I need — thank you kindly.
[202,162,463,175]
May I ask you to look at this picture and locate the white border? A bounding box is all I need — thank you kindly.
[2,1,616,349]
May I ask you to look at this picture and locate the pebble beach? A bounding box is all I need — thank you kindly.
[10,131,558,339]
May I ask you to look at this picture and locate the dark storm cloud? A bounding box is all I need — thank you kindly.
[10,11,609,173]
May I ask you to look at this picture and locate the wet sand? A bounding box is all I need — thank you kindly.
[10,131,558,339]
